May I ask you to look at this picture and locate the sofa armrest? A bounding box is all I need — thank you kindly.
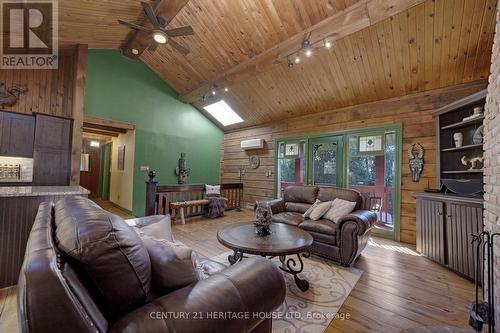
[336,210,377,235]
[110,257,286,333]
[256,198,286,214]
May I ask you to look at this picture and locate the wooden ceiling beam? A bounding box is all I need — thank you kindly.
[83,115,135,131]
[82,122,127,134]
[179,0,426,104]
[82,128,119,138]
[121,0,190,59]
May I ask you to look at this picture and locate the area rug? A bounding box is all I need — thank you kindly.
[211,252,363,333]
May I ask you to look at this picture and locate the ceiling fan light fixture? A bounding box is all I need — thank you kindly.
[152,30,168,44]
[131,48,139,55]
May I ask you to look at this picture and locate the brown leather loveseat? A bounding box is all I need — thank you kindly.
[262,185,377,266]
[18,196,286,333]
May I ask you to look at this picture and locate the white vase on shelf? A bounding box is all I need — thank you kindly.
[453,132,463,147]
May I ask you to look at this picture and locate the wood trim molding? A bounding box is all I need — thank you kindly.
[179,0,426,104]
[70,44,88,186]
[83,115,135,131]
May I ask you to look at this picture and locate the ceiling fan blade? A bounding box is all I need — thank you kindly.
[118,20,152,32]
[168,39,190,55]
[148,42,159,51]
[141,1,161,28]
[162,26,194,37]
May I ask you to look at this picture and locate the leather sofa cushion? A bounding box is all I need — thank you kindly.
[299,219,338,236]
[283,185,319,204]
[285,202,311,214]
[317,187,362,210]
[54,196,151,317]
[141,236,199,295]
[307,231,337,246]
[271,212,304,226]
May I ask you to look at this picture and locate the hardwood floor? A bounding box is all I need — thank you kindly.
[0,210,478,332]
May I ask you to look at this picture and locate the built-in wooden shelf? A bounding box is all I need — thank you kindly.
[441,143,483,152]
[440,116,484,130]
[441,169,483,174]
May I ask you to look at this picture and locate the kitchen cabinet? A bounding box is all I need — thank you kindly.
[0,111,35,157]
[33,114,72,185]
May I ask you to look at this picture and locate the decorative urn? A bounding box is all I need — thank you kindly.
[254,203,272,236]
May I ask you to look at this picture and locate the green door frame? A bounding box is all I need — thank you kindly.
[274,123,403,241]
[307,135,344,187]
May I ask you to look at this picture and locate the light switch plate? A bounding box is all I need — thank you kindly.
[140,165,149,172]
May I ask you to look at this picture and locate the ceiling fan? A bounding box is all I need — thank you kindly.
[118,1,193,55]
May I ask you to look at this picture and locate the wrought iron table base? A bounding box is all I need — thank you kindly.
[227,250,310,292]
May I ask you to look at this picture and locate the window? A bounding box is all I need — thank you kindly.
[203,100,243,126]
[359,135,383,153]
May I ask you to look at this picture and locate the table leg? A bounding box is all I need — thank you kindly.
[279,252,310,292]
[180,208,185,225]
[228,249,243,265]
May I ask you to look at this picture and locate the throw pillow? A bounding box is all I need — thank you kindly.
[323,198,357,223]
[303,199,321,219]
[309,201,333,220]
[205,184,221,197]
[141,236,200,295]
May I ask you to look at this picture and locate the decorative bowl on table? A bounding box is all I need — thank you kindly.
[254,203,272,236]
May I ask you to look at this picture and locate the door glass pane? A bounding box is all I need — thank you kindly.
[312,142,337,186]
[347,131,397,234]
[277,140,305,197]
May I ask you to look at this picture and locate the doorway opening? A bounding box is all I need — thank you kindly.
[80,116,136,216]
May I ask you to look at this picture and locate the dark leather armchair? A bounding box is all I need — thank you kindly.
[260,185,377,266]
[18,197,286,333]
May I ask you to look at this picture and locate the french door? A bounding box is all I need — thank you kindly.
[275,124,402,240]
[307,136,343,187]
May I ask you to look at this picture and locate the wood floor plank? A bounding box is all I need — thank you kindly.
[0,209,479,333]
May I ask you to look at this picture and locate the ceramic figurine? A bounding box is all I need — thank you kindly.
[453,132,463,147]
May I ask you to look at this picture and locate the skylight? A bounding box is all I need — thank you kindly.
[203,100,243,126]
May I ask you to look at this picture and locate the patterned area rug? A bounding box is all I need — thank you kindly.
[211,252,363,333]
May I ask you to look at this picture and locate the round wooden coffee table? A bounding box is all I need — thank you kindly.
[217,222,314,291]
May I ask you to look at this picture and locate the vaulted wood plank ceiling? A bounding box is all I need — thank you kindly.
[58,0,497,130]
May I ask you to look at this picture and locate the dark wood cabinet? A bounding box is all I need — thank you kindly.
[0,111,35,157]
[33,114,72,185]
[414,192,483,281]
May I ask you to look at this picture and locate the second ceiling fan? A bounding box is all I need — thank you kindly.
[118,1,193,55]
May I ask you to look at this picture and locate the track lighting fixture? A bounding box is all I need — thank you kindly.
[324,39,332,49]
[302,39,312,57]
[212,90,216,95]
[287,57,293,68]
[224,87,229,92]
[294,53,301,64]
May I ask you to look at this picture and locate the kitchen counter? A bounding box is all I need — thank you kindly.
[0,185,90,197]
[0,185,90,287]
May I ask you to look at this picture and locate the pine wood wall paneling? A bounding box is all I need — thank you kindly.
[0,54,75,117]
[220,80,487,244]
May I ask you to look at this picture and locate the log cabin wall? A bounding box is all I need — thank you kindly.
[0,53,75,117]
[0,46,87,185]
[220,80,487,244]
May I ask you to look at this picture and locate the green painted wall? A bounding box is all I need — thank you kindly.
[84,50,223,216]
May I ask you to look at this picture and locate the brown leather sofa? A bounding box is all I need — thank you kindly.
[18,197,286,333]
[262,185,377,266]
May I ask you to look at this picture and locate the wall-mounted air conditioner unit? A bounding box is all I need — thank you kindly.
[241,138,265,150]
